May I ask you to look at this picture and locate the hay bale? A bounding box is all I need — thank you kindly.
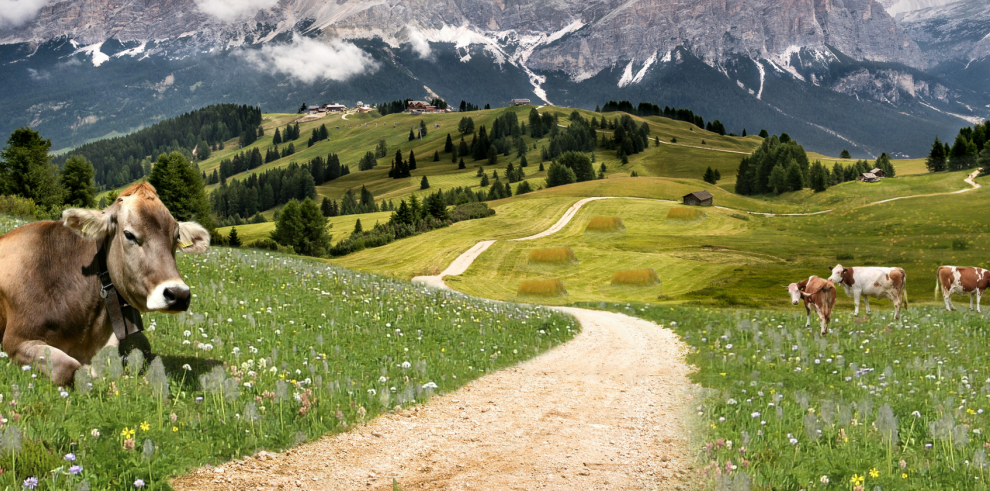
[666,207,706,221]
[528,247,578,265]
[611,269,661,287]
[584,217,626,233]
[518,279,568,297]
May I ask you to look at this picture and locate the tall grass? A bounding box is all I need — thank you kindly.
[518,279,568,297]
[584,217,625,233]
[666,207,706,221]
[596,303,990,490]
[0,217,577,490]
[528,247,578,265]
[611,269,661,287]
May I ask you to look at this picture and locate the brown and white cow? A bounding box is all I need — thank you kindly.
[0,183,210,385]
[787,276,837,335]
[828,264,907,319]
[935,266,990,312]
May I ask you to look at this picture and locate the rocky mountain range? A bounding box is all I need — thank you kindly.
[0,0,986,157]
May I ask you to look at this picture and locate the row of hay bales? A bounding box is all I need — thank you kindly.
[517,213,692,297]
[517,269,661,297]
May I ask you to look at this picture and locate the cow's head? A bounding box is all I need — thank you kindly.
[787,283,802,305]
[62,182,210,313]
[827,264,846,285]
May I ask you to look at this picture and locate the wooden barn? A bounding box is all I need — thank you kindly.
[857,172,880,183]
[869,167,885,178]
[682,190,714,207]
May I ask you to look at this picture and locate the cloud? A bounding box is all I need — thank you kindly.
[406,26,432,59]
[0,0,50,27]
[241,34,377,84]
[194,0,279,20]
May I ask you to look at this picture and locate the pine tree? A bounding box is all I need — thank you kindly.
[60,155,97,208]
[759,129,769,139]
[408,150,417,171]
[458,158,465,169]
[768,164,788,194]
[703,166,716,184]
[487,145,498,166]
[433,150,440,162]
[148,151,215,230]
[420,120,427,138]
[409,129,416,141]
[926,136,948,172]
[0,127,64,209]
[520,155,528,168]
[786,162,804,191]
[445,133,454,153]
[321,197,333,217]
[480,174,490,187]
[545,162,577,188]
[840,149,851,159]
[353,219,362,234]
[714,169,721,181]
[809,160,828,192]
[228,227,242,247]
[273,128,282,145]
[420,175,430,189]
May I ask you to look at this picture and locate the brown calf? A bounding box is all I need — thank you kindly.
[0,183,209,385]
[788,276,836,335]
[936,266,990,313]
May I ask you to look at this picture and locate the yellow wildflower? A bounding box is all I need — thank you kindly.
[172,426,179,433]
[140,421,150,432]
[902,473,907,479]
[870,468,879,478]
[121,427,135,440]
[850,474,864,486]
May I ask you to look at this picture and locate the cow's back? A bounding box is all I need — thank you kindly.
[0,221,107,360]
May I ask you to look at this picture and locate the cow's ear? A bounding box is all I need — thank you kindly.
[178,221,210,254]
[63,208,113,240]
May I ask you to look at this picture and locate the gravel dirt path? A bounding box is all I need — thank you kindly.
[175,197,700,491]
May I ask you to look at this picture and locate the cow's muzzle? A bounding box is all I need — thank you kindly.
[148,280,191,312]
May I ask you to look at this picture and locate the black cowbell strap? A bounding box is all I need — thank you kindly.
[96,240,144,341]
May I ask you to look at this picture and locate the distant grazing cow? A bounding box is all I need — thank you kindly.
[787,276,836,335]
[0,183,210,384]
[828,264,907,319]
[936,266,990,312]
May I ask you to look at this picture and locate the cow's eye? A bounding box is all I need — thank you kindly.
[124,230,138,243]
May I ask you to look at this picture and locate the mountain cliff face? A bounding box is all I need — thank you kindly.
[0,0,985,157]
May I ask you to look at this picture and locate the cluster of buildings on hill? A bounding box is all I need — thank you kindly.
[309,98,533,116]
[307,102,374,115]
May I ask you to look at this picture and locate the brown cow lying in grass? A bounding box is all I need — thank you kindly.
[787,276,837,335]
[0,183,209,385]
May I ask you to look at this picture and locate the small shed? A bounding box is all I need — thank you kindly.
[682,190,714,207]
[857,172,880,183]
[869,167,885,178]
[511,99,531,106]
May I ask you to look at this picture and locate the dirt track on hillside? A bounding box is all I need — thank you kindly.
[176,197,700,491]
[173,308,697,491]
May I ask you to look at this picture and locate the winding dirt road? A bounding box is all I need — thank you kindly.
[176,198,699,491]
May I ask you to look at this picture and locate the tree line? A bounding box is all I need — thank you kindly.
[925,121,990,173]
[735,134,897,195]
[52,104,261,188]
[598,100,708,130]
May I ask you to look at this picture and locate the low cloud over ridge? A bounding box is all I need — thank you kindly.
[241,34,377,84]
[0,0,50,27]
[406,26,432,59]
[195,0,278,20]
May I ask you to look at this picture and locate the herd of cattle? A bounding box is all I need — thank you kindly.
[789,264,989,335]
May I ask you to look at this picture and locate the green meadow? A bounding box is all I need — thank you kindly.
[597,303,990,490]
[0,217,574,490]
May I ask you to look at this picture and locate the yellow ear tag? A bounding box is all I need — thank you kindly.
[179,241,193,248]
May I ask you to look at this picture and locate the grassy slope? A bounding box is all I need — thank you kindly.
[338,170,986,309]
